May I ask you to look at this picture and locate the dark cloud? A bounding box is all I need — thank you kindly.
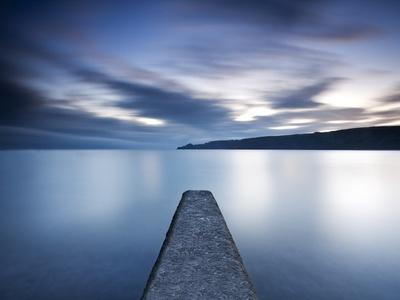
[0,27,69,68]
[265,106,366,126]
[370,107,400,117]
[0,79,161,148]
[0,24,234,130]
[178,0,324,27]
[166,36,343,82]
[268,78,343,109]
[75,69,232,128]
[0,79,43,123]
[302,24,381,42]
[0,91,187,149]
[0,43,169,148]
[0,31,234,148]
[0,126,146,149]
[177,0,381,42]
[379,84,400,104]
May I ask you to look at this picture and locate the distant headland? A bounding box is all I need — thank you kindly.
[177,126,400,150]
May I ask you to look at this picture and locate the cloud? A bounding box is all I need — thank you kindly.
[0,126,147,149]
[379,84,400,104]
[268,77,343,109]
[75,69,233,128]
[0,1,396,148]
[0,29,235,148]
[0,26,234,131]
[0,79,43,123]
[177,0,323,27]
[0,92,187,149]
[0,79,159,148]
[301,24,382,42]
[176,0,381,42]
[263,106,366,126]
[166,36,343,81]
[0,45,173,148]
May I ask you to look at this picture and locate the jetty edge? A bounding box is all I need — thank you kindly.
[141,190,257,299]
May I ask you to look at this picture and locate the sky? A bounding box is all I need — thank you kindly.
[1,0,400,149]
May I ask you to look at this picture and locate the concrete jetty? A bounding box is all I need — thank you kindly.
[141,190,257,299]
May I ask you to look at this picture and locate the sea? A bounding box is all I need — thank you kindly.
[0,150,399,299]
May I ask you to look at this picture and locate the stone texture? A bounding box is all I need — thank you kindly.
[141,190,257,299]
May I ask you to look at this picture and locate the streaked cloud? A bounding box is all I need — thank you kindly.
[268,77,344,109]
[74,68,233,128]
[0,0,399,148]
[379,84,400,104]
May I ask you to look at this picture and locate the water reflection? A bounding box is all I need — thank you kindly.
[223,151,272,230]
[0,150,399,299]
[320,152,400,256]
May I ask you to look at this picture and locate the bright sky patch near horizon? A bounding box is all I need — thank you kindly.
[1,0,400,148]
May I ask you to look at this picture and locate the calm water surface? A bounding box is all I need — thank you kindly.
[0,150,399,299]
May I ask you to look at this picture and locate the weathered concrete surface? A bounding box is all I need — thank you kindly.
[141,190,257,299]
